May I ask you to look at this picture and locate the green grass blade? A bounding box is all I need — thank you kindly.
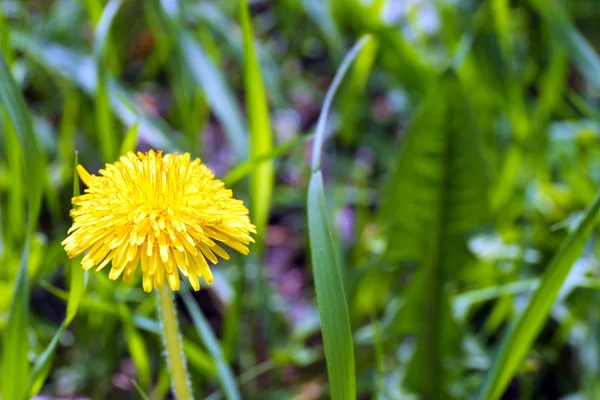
[28,323,66,396]
[223,134,310,186]
[10,32,180,152]
[158,0,247,160]
[119,304,152,390]
[66,152,85,325]
[478,190,600,400]
[181,288,241,400]
[133,380,151,400]
[529,0,600,92]
[241,0,274,244]
[0,49,43,233]
[308,173,355,400]
[1,240,30,400]
[29,154,86,396]
[179,31,247,160]
[307,36,371,400]
[120,122,140,155]
[311,36,371,171]
[94,0,122,162]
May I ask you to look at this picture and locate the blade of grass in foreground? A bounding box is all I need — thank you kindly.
[1,240,30,400]
[0,46,44,400]
[478,190,600,400]
[181,288,241,400]
[307,35,371,400]
[29,154,87,396]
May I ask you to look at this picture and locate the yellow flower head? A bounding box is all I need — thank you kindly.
[61,150,255,292]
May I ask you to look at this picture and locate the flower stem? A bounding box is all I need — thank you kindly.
[157,284,194,400]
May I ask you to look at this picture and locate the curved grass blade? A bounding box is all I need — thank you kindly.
[181,288,241,400]
[307,35,371,400]
[478,190,600,400]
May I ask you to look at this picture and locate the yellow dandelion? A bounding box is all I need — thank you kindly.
[61,150,256,292]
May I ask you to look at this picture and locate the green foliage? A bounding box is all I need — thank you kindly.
[3,0,600,399]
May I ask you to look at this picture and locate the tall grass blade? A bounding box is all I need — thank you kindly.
[94,0,122,162]
[29,153,86,396]
[307,35,371,400]
[0,49,43,233]
[478,190,600,400]
[240,0,274,245]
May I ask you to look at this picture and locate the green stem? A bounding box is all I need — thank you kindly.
[157,285,194,400]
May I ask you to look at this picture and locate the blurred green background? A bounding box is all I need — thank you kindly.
[3,0,600,399]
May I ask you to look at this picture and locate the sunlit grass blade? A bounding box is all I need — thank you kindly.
[307,35,371,400]
[181,288,241,400]
[478,190,600,400]
[1,240,30,400]
[94,0,122,162]
[241,0,274,245]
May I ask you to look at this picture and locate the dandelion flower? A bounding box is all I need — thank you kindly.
[62,150,256,292]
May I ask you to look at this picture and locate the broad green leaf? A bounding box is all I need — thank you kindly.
[379,74,489,396]
[94,0,122,162]
[1,240,30,400]
[478,191,600,400]
[241,0,274,244]
[307,36,371,400]
[181,288,241,400]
